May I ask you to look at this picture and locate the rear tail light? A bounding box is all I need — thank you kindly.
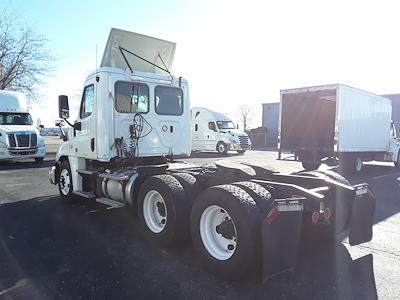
[311,211,320,224]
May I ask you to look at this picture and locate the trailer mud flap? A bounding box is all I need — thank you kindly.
[349,184,375,246]
[261,199,303,283]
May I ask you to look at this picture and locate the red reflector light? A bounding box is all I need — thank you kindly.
[312,211,320,224]
[265,208,279,225]
[324,208,331,220]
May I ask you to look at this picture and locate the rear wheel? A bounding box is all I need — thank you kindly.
[302,161,321,171]
[237,150,246,154]
[191,185,261,280]
[170,173,201,204]
[217,141,228,155]
[137,175,190,247]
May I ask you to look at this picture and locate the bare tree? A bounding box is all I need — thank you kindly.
[0,8,55,101]
[236,104,254,131]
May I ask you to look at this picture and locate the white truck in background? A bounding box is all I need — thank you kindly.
[0,90,46,162]
[278,84,400,173]
[191,107,251,154]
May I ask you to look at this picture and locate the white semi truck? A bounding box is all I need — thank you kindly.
[49,28,375,282]
[278,84,400,173]
[191,107,251,154]
[0,90,46,162]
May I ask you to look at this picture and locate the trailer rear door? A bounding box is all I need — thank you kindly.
[280,86,337,152]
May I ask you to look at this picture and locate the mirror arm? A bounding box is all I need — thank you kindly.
[62,118,74,127]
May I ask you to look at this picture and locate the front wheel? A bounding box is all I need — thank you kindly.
[395,152,400,167]
[237,150,246,154]
[58,160,74,200]
[191,185,261,280]
[216,141,228,155]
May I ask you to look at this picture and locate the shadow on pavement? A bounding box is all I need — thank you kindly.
[331,164,400,224]
[0,196,377,300]
[0,159,55,171]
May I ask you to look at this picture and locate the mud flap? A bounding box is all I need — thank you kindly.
[261,199,304,283]
[349,184,375,246]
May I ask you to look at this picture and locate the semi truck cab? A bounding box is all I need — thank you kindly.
[0,90,46,162]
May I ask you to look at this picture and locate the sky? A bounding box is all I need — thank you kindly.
[5,0,400,127]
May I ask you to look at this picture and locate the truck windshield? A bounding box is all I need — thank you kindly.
[0,113,33,125]
[217,121,235,130]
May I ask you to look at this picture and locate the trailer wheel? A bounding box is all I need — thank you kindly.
[302,161,321,171]
[232,181,274,214]
[171,173,201,204]
[58,160,74,201]
[217,141,228,155]
[137,175,190,247]
[191,185,261,280]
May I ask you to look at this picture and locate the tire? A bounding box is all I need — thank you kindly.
[137,175,190,247]
[395,152,400,167]
[170,173,201,204]
[58,160,74,201]
[302,161,321,171]
[342,156,362,174]
[313,169,350,186]
[216,141,228,155]
[232,181,274,214]
[237,150,246,154]
[191,184,261,280]
[35,157,44,163]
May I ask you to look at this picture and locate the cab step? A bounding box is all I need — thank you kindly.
[96,197,126,208]
[72,190,96,199]
[77,169,97,175]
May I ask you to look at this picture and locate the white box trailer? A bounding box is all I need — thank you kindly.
[279,84,400,172]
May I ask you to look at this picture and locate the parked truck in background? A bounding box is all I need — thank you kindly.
[0,90,46,162]
[48,29,375,282]
[278,84,400,173]
[191,107,251,154]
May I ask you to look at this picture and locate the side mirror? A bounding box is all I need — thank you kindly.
[58,95,70,119]
[55,119,65,127]
[39,124,44,129]
[237,124,239,129]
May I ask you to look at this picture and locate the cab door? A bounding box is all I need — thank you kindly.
[389,123,400,162]
[74,82,97,159]
[205,121,218,150]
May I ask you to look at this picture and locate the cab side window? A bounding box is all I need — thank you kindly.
[80,85,94,119]
[208,122,216,131]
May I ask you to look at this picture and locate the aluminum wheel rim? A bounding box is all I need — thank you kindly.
[59,168,71,195]
[218,144,225,153]
[356,158,363,172]
[143,190,167,233]
[200,205,237,260]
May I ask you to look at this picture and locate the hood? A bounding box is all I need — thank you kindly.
[220,129,248,136]
[0,124,38,133]
[101,28,176,74]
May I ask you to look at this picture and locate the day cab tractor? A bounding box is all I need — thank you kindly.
[49,28,375,282]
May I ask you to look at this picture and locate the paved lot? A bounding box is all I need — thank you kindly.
[0,150,399,299]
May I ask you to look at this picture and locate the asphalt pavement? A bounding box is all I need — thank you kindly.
[0,150,399,299]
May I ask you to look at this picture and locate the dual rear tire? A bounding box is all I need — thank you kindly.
[136,174,273,280]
